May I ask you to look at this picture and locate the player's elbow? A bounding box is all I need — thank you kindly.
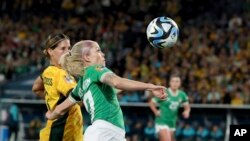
[32,87,40,96]
[32,85,38,93]
[112,78,124,89]
[112,81,119,88]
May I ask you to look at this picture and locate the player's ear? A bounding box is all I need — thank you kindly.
[47,48,53,57]
[83,54,91,62]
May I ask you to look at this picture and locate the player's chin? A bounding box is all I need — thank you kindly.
[102,62,106,66]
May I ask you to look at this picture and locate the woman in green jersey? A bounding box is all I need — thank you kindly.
[148,74,191,141]
[45,40,167,141]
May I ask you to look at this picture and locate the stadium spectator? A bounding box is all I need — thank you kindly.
[131,121,144,141]
[7,104,20,141]
[25,118,42,139]
[144,120,155,141]
[231,90,244,105]
[207,87,221,104]
[181,123,196,141]
[196,125,210,141]
[210,125,224,141]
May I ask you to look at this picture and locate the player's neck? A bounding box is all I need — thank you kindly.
[83,65,91,69]
[50,61,60,68]
[169,88,178,95]
[84,62,93,68]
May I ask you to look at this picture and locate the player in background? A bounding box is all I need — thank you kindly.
[148,73,190,141]
[32,33,83,141]
[45,40,167,141]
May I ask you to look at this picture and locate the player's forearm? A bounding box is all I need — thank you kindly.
[148,101,158,114]
[183,104,191,113]
[114,78,152,91]
[48,108,66,120]
[102,73,153,91]
[32,76,45,99]
[34,90,45,99]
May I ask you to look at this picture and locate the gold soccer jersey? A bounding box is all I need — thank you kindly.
[40,66,83,141]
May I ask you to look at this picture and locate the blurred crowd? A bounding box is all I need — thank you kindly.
[0,104,225,141]
[0,0,250,104]
[124,119,224,141]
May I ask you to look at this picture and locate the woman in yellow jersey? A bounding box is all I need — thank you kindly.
[32,33,83,141]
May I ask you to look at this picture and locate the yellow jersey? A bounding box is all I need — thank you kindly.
[39,66,83,141]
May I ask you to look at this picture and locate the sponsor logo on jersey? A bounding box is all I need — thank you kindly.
[95,65,104,71]
[64,75,75,83]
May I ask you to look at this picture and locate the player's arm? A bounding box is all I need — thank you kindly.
[148,98,160,116]
[32,76,45,99]
[115,89,123,94]
[101,73,151,90]
[182,102,191,119]
[77,101,84,107]
[46,97,75,120]
[101,73,166,99]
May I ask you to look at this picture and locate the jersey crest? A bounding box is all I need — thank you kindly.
[95,65,104,71]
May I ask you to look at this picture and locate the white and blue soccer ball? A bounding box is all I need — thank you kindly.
[146,16,179,48]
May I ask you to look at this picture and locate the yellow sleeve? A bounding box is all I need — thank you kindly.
[56,69,77,96]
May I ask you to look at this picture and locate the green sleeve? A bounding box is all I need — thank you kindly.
[152,97,160,104]
[181,91,189,104]
[91,65,113,82]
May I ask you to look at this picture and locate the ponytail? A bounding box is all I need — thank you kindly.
[60,52,84,77]
[60,40,98,77]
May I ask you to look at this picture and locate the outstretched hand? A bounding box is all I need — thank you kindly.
[147,84,167,100]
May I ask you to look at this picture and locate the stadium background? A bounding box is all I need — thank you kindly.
[0,0,249,141]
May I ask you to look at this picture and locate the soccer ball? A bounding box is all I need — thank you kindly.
[146,16,179,48]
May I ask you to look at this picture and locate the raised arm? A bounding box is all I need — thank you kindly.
[101,73,167,99]
[32,76,45,99]
[46,97,76,120]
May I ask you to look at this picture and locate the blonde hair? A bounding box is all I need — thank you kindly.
[60,40,97,77]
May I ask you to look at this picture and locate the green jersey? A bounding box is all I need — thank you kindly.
[153,88,188,125]
[69,65,124,129]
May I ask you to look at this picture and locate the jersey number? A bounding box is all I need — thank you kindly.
[45,91,51,110]
[83,90,95,122]
[169,102,179,110]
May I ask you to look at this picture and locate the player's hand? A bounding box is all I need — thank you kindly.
[182,110,190,119]
[155,110,161,117]
[45,110,52,120]
[147,84,167,100]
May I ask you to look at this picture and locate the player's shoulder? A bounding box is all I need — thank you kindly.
[43,65,61,73]
[179,90,188,96]
[42,66,66,77]
[88,65,106,72]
